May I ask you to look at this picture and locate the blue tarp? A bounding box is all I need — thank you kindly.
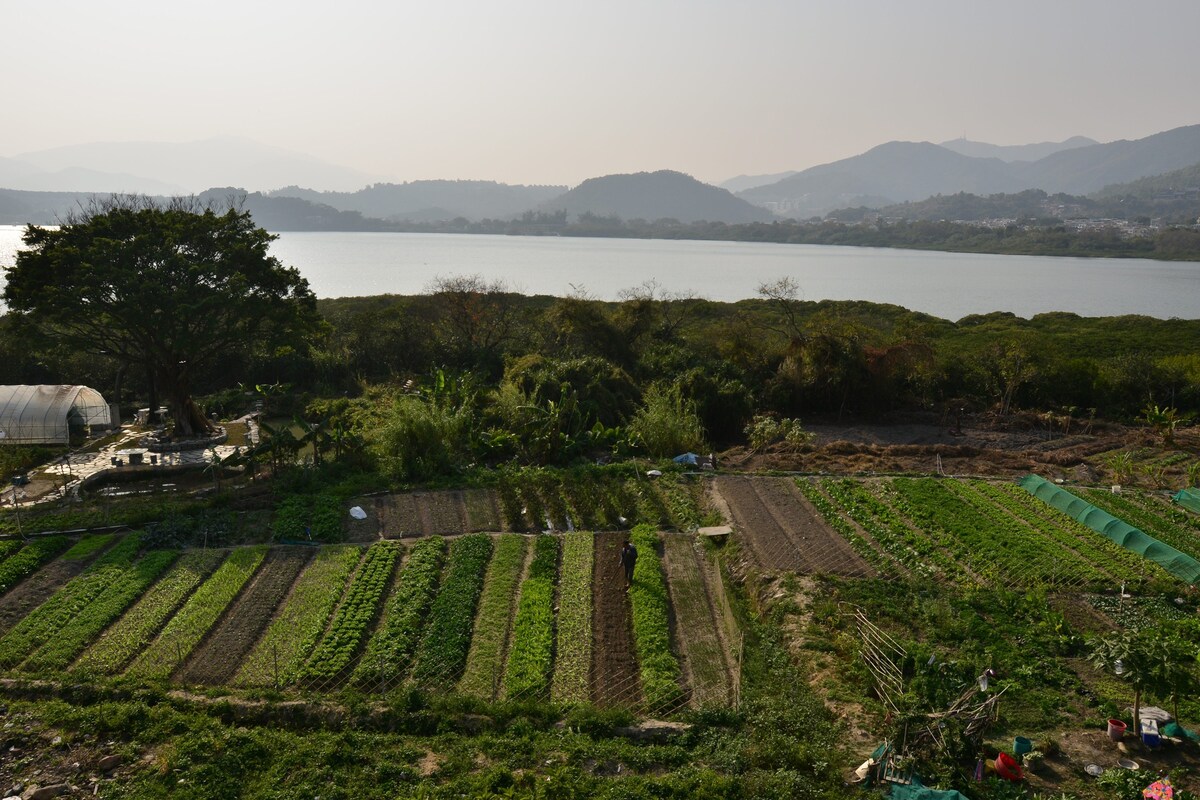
[673,452,699,465]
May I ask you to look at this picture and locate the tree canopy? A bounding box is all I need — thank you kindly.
[2,198,320,435]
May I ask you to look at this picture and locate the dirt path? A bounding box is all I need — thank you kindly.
[660,534,731,707]
[590,531,641,707]
[715,476,873,576]
[177,547,314,685]
[0,539,117,636]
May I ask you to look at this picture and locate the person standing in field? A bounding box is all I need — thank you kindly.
[620,540,638,586]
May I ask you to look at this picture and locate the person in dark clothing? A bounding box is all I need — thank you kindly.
[620,540,638,585]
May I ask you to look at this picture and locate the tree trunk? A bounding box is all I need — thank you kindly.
[146,364,159,427]
[167,384,214,438]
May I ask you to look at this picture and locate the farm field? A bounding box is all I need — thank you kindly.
[0,475,1194,699]
[3,474,1200,798]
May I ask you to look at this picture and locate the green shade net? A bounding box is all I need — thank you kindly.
[1017,475,1200,585]
[891,778,970,800]
[1172,488,1200,515]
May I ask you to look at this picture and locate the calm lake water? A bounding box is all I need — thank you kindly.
[2,225,1198,320]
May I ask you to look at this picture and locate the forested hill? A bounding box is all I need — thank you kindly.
[268,180,567,222]
[739,125,1200,218]
[540,170,775,224]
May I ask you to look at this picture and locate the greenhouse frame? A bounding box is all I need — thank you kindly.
[0,385,113,445]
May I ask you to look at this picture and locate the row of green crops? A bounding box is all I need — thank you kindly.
[0,540,24,563]
[24,548,179,672]
[493,469,699,533]
[503,535,559,698]
[818,479,951,581]
[412,534,493,686]
[892,478,1104,587]
[458,535,528,698]
[1081,488,1200,561]
[236,545,364,687]
[628,525,683,711]
[969,480,1173,588]
[939,479,1110,587]
[0,536,71,595]
[300,541,401,684]
[74,550,226,675]
[125,546,267,681]
[550,531,593,704]
[792,480,894,575]
[60,533,119,561]
[354,537,447,687]
[272,494,343,543]
[0,533,143,668]
[659,534,730,707]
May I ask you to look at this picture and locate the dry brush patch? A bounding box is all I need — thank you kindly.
[236,544,364,688]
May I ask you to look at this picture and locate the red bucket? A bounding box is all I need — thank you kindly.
[1107,719,1127,741]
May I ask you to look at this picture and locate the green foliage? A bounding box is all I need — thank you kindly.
[75,549,225,676]
[551,531,593,704]
[126,546,267,681]
[629,525,684,711]
[3,201,319,435]
[368,394,473,482]
[302,541,402,684]
[0,536,71,595]
[355,537,447,687]
[627,383,706,457]
[503,535,559,698]
[459,535,529,698]
[0,533,144,668]
[412,534,492,686]
[237,545,363,687]
[23,547,178,673]
[272,493,343,542]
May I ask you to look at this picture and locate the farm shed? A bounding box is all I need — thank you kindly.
[0,385,112,445]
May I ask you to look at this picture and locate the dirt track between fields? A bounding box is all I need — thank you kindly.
[714,476,874,576]
[591,532,641,706]
[177,547,313,685]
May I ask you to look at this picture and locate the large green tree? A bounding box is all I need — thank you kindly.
[2,198,320,436]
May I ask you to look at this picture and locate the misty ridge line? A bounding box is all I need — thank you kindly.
[0,125,1196,228]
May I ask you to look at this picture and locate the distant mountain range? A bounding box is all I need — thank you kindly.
[1,125,1198,228]
[937,136,1097,162]
[539,170,773,224]
[268,180,567,222]
[2,137,374,194]
[738,125,1200,218]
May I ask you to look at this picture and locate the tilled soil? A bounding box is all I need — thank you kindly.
[463,489,503,532]
[374,494,424,539]
[177,547,314,685]
[0,542,115,636]
[420,490,468,535]
[660,534,731,707]
[715,476,874,576]
[590,532,641,707]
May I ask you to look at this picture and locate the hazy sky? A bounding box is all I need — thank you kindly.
[6,0,1198,186]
